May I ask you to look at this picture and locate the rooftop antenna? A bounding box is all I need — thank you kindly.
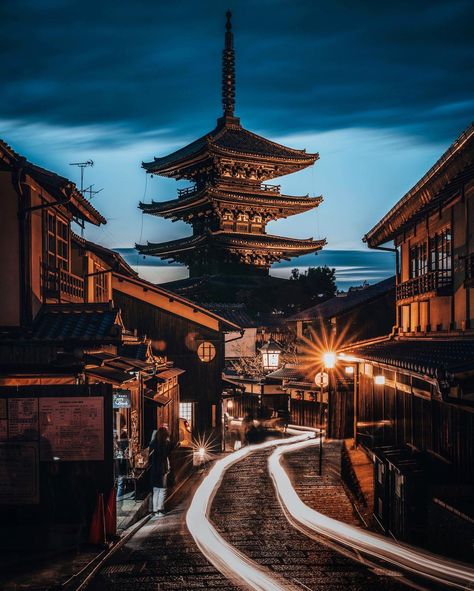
[69,159,94,193]
[69,159,97,236]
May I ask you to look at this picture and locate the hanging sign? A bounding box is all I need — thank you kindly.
[113,390,131,409]
[314,372,329,388]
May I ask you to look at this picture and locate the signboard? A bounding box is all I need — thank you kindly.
[314,372,329,388]
[0,442,39,504]
[113,390,131,409]
[8,398,39,439]
[39,397,104,461]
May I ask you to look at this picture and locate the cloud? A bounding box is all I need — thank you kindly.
[1,0,473,147]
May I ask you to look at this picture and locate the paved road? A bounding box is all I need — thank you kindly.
[210,442,408,591]
[88,472,240,591]
[88,441,412,591]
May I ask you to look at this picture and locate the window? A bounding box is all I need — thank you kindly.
[179,402,194,425]
[429,228,452,284]
[94,264,109,302]
[197,341,216,362]
[45,212,69,270]
[409,241,428,278]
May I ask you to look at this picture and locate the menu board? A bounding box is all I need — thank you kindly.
[0,442,39,504]
[8,398,39,439]
[39,397,104,461]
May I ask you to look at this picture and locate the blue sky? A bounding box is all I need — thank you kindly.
[1,0,473,283]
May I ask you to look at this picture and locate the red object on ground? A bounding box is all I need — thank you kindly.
[105,487,117,537]
[89,492,106,545]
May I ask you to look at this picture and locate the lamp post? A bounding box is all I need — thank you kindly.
[315,351,336,476]
[259,339,282,415]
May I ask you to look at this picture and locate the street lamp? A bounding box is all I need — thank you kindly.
[260,340,282,371]
[315,350,336,476]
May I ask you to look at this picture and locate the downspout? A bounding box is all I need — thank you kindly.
[363,239,400,336]
[13,159,31,328]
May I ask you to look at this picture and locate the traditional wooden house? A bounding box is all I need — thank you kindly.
[137,12,325,277]
[0,140,185,549]
[345,123,474,560]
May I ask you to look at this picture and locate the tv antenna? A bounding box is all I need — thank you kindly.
[69,160,103,236]
[69,160,94,192]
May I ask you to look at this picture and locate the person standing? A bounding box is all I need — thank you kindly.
[149,425,171,516]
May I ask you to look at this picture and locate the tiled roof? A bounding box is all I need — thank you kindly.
[266,364,312,382]
[72,234,138,277]
[288,276,396,321]
[138,231,325,257]
[143,122,318,173]
[364,122,474,247]
[0,139,106,226]
[32,303,122,342]
[203,303,256,328]
[349,338,474,377]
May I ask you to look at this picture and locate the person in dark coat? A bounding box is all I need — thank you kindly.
[149,425,171,516]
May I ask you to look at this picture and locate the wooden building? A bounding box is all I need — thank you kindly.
[0,140,186,548]
[137,12,325,277]
[345,123,474,560]
[287,276,396,347]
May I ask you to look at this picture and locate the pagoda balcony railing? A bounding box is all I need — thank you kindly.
[396,270,452,301]
[42,262,85,302]
[260,183,281,193]
[464,253,474,287]
[177,185,197,198]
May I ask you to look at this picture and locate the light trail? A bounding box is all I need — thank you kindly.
[268,437,474,590]
[186,433,314,591]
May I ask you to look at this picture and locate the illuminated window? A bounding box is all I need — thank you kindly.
[197,341,216,362]
[179,402,194,425]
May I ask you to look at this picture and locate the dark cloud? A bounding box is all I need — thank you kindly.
[1,0,473,145]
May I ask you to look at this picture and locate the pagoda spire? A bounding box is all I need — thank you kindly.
[222,10,236,119]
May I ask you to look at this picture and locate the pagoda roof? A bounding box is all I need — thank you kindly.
[137,231,325,258]
[139,186,323,218]
[143,122,318,176]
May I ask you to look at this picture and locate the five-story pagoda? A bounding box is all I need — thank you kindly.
[137,12,326,277]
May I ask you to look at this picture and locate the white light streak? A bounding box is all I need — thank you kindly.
[268,437,474,590]
[186,434,313,591]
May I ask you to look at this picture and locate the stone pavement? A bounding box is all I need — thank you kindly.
[210,441,408,591]
[87,470,240,591]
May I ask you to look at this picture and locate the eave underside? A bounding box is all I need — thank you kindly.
[139,190,323,220]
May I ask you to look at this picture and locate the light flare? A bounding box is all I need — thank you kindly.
[186,434,314,591]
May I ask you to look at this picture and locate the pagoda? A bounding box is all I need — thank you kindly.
[137,12,326,277]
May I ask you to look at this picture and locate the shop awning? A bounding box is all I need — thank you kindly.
[155,368,186,380]
[143,393,172,406]
[86,366,136,385]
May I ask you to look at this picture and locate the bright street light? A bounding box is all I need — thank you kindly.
[322,351,337,369]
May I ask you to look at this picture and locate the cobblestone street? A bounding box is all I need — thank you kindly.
[86,440,418,591]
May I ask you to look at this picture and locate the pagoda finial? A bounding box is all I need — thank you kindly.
[222,10,235,118]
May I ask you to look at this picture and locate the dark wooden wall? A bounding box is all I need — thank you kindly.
[113,290,224,437]
[357,372,474,482]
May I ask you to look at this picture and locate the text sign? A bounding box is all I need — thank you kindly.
[113,390,131,409]
[39,397,104,461]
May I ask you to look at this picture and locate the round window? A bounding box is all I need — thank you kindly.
[197,341,216,362]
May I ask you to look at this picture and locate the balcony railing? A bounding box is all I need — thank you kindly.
[177,185,197,198]
[42,263,85,302]
[464,253,474,287]
[396,270,452,301]
[260,183,281,193]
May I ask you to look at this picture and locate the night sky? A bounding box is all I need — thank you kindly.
[2,0,473,280]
